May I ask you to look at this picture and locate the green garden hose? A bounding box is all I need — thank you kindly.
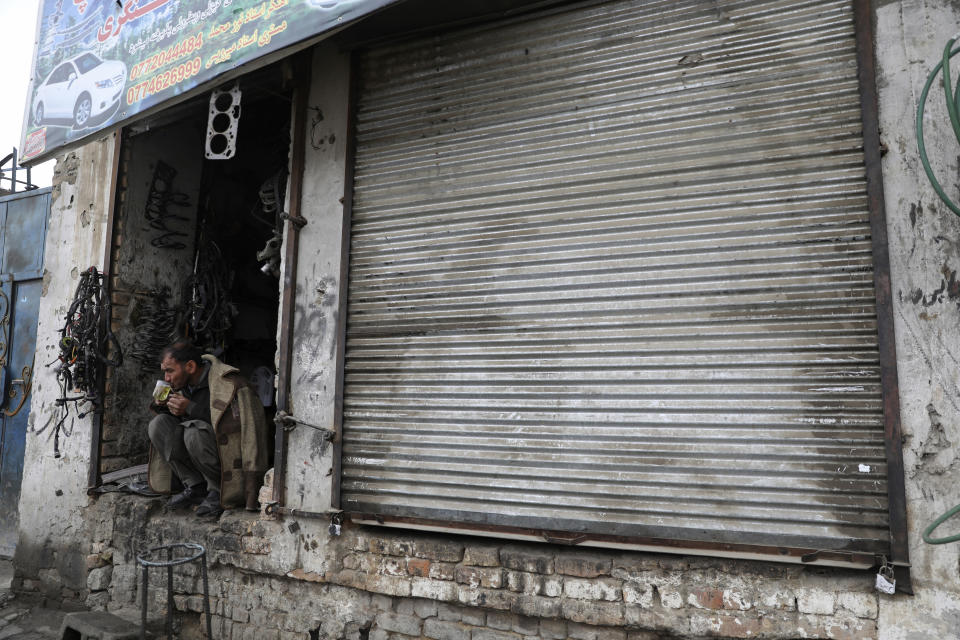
[917,39,960,217]
[923,503,960,545]
[919,39,960,543]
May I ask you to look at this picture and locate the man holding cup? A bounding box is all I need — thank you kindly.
[147,341,220,516]
[147,340,270,518]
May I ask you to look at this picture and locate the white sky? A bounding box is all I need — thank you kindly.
[1,0,54,189]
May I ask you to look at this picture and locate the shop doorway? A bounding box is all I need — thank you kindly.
[101,65,292,475]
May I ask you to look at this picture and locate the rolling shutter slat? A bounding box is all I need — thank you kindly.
[342,0,890,555]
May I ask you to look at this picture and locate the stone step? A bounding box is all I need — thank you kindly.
[59,612,141,640]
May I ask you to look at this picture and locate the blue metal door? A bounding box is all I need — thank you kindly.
[0,189,49,557]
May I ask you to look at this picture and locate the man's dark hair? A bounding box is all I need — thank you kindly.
[161,341,203,367]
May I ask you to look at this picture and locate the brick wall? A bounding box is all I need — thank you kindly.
[328,533,878,640]
[100,140,135,474]
[13,492,884,640]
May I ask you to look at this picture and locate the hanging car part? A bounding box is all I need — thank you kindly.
[180,242,235,351]
[257,233,283,277]
[256,168,287,225]
[249,366,275,407]
[128,287,178,374]
[254,168,288,277]
[144,160,191,250]
[44,267,122,457]
[205,82,241,160]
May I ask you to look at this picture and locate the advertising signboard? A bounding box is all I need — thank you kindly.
[20,0,394,163]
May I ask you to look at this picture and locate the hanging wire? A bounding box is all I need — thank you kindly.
[42,267,122,457]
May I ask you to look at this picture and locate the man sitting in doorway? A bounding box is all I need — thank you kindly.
[147,341,269,518]
[148,341,221,516]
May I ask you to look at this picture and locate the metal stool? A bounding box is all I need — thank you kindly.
[136,543,212,640]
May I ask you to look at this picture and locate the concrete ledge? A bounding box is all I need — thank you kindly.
[59,611,140,640]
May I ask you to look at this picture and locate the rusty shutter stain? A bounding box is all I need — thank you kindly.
[341,0,889,557]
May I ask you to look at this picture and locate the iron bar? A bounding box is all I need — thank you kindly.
[853,0,913,595]
[140,562,148,640]
[201,551,212,640]
[273,51,313,505]
[166,547,173,639]
[89,132,123,490]
[264,502,341,519]
[0,148,36,193]
[348,512,882,569]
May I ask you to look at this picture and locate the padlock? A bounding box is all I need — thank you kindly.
[875,564,896,594]
[328,523,342,536]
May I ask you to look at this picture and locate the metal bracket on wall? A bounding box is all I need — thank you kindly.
[263,502,342,519]
[2,361,33,417]
[0,286,9,368]
[280,211,307,229]
[273,410,335,441]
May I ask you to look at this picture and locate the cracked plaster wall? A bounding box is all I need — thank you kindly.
[15,134,116,600]
[280,42,350,520]
[875,0,960,636]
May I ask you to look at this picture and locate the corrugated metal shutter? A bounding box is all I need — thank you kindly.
[341,0,890,557]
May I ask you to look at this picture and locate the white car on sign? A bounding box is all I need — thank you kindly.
[33,52,126,129]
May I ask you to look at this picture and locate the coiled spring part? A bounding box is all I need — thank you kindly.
[129,288,178,375]
[182,242,235,351]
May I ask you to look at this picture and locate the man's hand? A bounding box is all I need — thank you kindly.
[166,392,190,417]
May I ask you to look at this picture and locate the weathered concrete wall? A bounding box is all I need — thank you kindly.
[16,134,116,600]
[281,42,351,518]
[874,0,960,636]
